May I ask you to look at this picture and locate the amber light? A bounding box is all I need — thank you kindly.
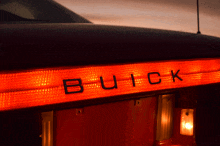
[0,58,220,111]
[156,94,174,141]
[180,109,194,136]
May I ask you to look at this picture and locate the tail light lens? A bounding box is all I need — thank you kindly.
[41,111,53,146]
[180,109,194,136]
[0,58,220,111]
[156,94,174,141]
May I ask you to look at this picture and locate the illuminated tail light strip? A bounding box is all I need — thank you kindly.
[1,58,220,111]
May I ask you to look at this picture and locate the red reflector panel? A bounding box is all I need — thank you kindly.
[0,58,220,111]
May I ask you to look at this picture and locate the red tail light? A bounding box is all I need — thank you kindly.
[0,58,220,111]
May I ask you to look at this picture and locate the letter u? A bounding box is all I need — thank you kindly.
[100,75,117,89]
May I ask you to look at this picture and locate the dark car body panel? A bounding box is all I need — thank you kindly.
[0,23,220,71]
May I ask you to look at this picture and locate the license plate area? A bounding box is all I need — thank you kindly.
[55,96,157,146]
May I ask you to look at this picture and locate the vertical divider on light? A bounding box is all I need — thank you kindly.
[41,111,54,146]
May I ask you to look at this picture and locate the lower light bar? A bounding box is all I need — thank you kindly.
[1,58,220,111]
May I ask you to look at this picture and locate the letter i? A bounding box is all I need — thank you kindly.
[131,74,135,87]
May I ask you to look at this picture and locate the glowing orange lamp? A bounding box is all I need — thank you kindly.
[180,109,194,136]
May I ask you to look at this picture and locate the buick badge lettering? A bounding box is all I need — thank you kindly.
[63,70,182,94]
[63,79,84,94]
